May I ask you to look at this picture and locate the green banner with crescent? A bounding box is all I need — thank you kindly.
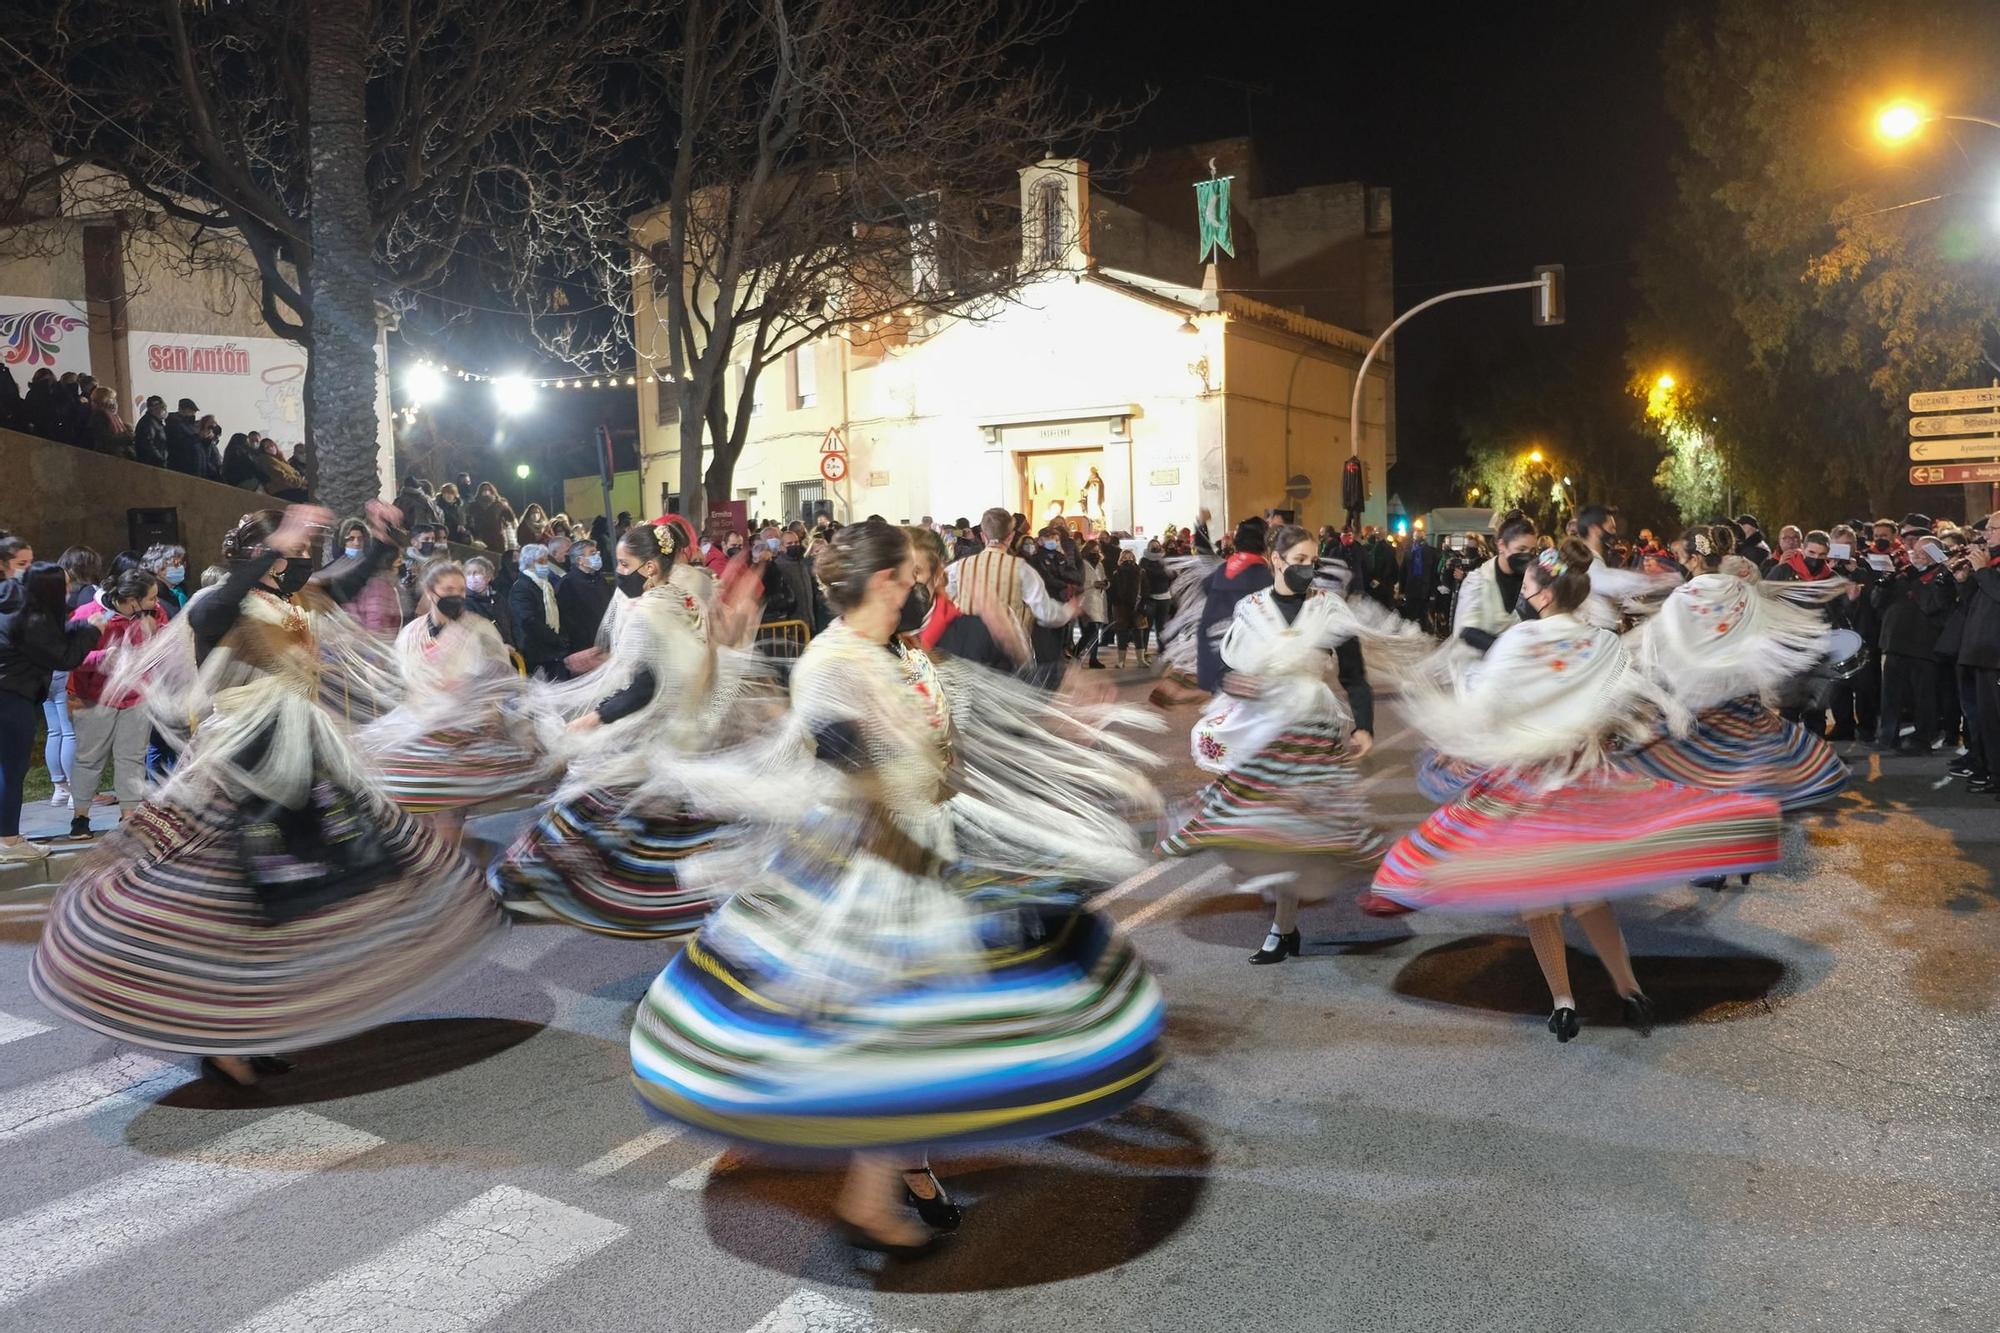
[1196,177,1235,261]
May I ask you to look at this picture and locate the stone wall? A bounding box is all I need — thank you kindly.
[0,426,278,571]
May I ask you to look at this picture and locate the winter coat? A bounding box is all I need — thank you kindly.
[1108,559,1143,630]
[132,412,169,467]
[1873,565,1955,660]
[1954,567,2000,671]
[0,602,99,704]
[66,597,168,708]
[163,413,205,476]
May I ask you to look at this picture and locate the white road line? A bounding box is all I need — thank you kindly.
[0,1053,194,1146]
[1122,864,1230,930]
[577,1124,684,1178]
[494,924,569,971]
[1091,859,1175,909]
[668,1148,739,1191]
[746,1288,928,1333]
[0,1010,52,1046]
[0,1110,382,1306]
[226,1184,626,1333]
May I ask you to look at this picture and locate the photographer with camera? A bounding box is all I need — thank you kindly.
[1951,514,2000,793]
[1873,531,1955,752]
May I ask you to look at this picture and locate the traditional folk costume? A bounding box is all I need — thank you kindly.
[31,547,506,1057]
[1370,611,1783,918]
[362,611,551,814]
[629,621,1165,1152]
[1150,553,1218,704]
[1159,587,1425,874]
[1618,570,1847,813]
[489,579,737,938]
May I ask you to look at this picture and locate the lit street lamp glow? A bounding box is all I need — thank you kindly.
[514,462,532,480]
[1528,447,1545,464]
[1654,372,1675,391]
[1875,100,1927,143]
[405,362,447,408]
[491,375,537,416]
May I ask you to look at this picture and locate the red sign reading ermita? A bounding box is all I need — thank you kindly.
[1910,462,2000,486]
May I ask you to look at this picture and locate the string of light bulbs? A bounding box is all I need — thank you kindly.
[407,355,667,389]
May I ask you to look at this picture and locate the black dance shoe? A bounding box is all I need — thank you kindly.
[1547,1007,1580,1043]
[902,1170,962,1233]
[1946,761,1979,778]
[1248,929,1301,965]
[1969,778,2000,794]
[1620,991,1656,1036]
[837,1219,937,1258]
[249,1055,295,1076]
[1692,875,1727,891]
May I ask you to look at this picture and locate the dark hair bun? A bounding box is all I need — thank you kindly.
[814,520,910,613]
[220,510,284,563]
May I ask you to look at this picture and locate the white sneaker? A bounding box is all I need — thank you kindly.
[0,841,49,865]
[49,785,71,809]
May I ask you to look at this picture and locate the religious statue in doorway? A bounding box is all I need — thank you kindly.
[1078,466,1106,522]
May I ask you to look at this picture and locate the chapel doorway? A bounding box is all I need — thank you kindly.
[1016,447,1107,532]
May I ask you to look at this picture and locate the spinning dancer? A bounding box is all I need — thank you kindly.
[1150,516,1270,708]
[1158,524,1427,963]
[363,558,551,832]
[490,522,746,937]
[1417,512,1541,802]
[32,504,506,1086]
[1368,539,1783,1043]
[629,522,1164,1254]
[1620,535,1847,874]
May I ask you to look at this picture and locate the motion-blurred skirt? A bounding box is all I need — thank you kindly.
[629,829,1165,1152]
[489,787,723,938]
[1616,697,1848,814]
[1414,748,1487,805]
[1370,767,1782,915]
[1156,719,1382,867]
[30,792,505,1055]
[373,722,548,815]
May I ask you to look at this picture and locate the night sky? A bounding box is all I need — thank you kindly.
[1053,0,1681,512]
[407,0,1683,519]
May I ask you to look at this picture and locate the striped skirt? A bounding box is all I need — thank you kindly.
[30,791,506,1056]
[1156,719,1382,864]
[629,832,1165,1152]
[373,723,548,815]
[1617,697,1848,814]
[1414,748,1486,805]
[1371,768,1783,915]
[489,787,724,938]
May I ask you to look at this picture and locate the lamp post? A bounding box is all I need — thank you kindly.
[1875,100,2000,143]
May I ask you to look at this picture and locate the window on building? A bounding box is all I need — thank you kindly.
[1034,176,1066,264]
[781,479,825,526]
[790,343,817,410]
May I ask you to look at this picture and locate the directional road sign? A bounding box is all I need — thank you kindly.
[1909,437,2000,462]
[1910,462,2000,486]
[1909,387,2000,414]
[1910,411,2000,438]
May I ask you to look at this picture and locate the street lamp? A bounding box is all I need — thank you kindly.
[491,375,537,416]
[514,462,532,480]
[1874,99,2000,144]
[1654,372,1675,392]
[405,362,447,408]
[1528,447,1545,464]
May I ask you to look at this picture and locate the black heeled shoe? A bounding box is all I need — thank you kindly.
[1547,1007,1580,1043]
[249,1055,295,1076]
[902,1169,962,1233]
[837,1219,937,1258]
[199,1056,258,1087]
[1738,873,1752,886]
[1692,875,1726,891]
[1248,929,1301,965]
[1621,991,1656,1037]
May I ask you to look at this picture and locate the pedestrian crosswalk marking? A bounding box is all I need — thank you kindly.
[0,1109,381,1306]
[0,1010,52,1047]
[1123,864,1229,930]
[0,1053,194,1146]
[669,1148,740,1191]
[745,1289,928,1333]
[225,1185,626,1333]
[577,1124,685,1177]
[1091,860,1174,909]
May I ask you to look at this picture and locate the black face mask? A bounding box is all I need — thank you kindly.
[1803,557,1828,576]
[898,584,933,634]
[781,546,802,560]
[434,595,466,620]
[1280,564,1315,595]
[1515,594,1541,621]
[616,570,649,599]
[274,560,312,597]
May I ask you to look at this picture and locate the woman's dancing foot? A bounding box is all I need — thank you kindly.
[1620,991,1656,1037]
[1248,927,1301,965]
[1547,1007,1580,1043]
[200,1055,259,1087]
[249,1055,296,1076]
[902,1168,963,1233]
[1692,875,1727,891]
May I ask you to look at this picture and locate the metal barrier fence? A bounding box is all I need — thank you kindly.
[753,618,813,659]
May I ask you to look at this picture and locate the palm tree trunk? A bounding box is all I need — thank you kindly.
[304,0,385,520]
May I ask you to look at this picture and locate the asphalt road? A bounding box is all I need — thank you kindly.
[0,665,1994,1333]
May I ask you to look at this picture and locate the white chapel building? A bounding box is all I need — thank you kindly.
[630,139,1398,536]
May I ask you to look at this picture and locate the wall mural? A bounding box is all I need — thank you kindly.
[0,298,91,376]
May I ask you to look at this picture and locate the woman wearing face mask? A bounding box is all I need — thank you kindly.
[33,502,505,1088]
[1139,542,1173,667]
[1366,539,1783,1042]
[509,542,570,679]
[460,555,514,645]
[0,562,103,864]
[491,521,742,936]
[1616,543,1848,874]
[57,567,168,842]
[1452,511,1539,644]
[516,504,550,551]
[1076,540,1110,668]
[362,561,550,833]
[628,520,1164,1255]
[1159,524,1429,962]
[333,518,403,635]
[555,538,614,655]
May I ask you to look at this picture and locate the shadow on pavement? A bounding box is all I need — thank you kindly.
[698,1105,1212,1291]
[1390,930,1787,1024]
[151,1014,551,1110]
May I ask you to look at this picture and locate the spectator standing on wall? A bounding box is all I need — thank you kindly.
[84,386,132,458]
[132,396,169,468]
[255,437,309,502]
[436,482,466,542]
[222,433,262,488]
[196,415,225,481]
[163,399,204,476]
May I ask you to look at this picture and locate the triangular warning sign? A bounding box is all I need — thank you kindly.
[820,427,847,455]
